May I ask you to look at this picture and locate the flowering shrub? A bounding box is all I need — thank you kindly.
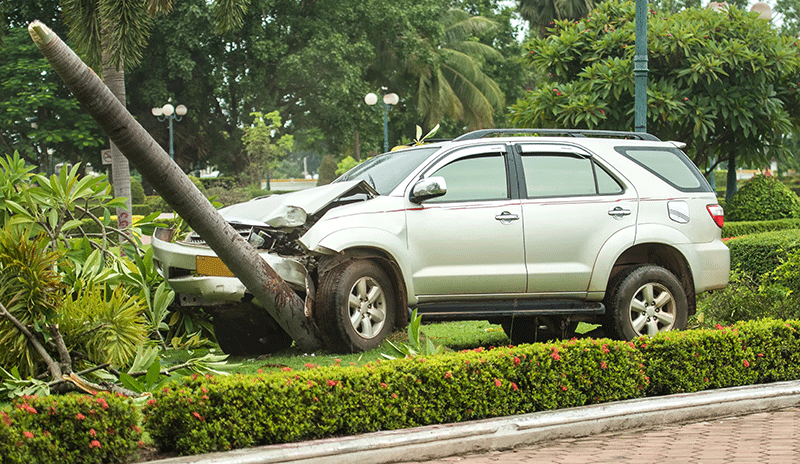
[143,339,647,455]
[0,392,142,464]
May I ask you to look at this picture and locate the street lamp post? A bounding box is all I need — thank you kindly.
[365,89,399,153]
[151,103,187,159]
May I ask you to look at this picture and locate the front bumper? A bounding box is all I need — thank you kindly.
[151,229,308,303]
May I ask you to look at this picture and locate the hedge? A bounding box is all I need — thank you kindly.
[4,320,800,460]
[0,393,142,464]
[726,229,800,281]
[142,319,800,456]
[722,218,800,239]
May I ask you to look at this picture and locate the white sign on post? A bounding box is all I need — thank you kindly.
[101,149,113,165]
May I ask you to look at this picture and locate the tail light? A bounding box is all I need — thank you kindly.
[707,204,724,229]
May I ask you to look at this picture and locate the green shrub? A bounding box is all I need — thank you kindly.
[130,178,145,204]
[316,154,338,186]
[725,174,800,221]
[204,186,251,207]
[0,393,142,464]
[722,218,800,239]
[726,229,800,281]
[146,195,171,213]
[635,328,757,395]
[131,204,150,216]
[697,271,799,326]
[734,319,800,383]
[144,339,646,455]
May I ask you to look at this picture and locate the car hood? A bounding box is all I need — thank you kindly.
[218,180,378,228]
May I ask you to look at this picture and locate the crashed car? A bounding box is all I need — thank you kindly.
[152,129,730,354]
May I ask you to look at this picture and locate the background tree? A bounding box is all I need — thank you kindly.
[242,111,293,189]
[518,0,595,37]
[509,1,800,184]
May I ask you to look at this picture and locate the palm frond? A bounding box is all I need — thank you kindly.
[214,0,251,33]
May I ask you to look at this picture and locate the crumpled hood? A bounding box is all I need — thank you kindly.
[218,180,378,228]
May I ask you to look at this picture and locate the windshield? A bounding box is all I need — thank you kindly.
[335,146,439,195]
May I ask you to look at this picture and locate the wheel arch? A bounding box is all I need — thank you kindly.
[316,247,409,329]
[608,243,697,315]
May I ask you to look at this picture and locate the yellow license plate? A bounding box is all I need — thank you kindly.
[196,256,235,277]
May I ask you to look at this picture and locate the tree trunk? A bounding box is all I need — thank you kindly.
[28,21,323,351]
[101,32,134,236]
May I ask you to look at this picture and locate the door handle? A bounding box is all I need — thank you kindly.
[608,206,632,219]
[495,211,520,224]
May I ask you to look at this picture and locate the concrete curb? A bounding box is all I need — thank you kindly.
[146,380,800,464]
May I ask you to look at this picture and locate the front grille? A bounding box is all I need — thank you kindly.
[186,223,253,245]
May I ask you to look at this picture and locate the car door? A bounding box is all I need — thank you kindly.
[405,144,527,298]
[516,143,638,295]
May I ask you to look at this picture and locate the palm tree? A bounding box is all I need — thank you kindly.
[406,9,505,131]
[59,0,249,233]
[518,0,595,37]
[28,20,322,351]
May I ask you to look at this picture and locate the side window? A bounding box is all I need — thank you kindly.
[616,147,711,192]
[427,153,508,202]
[521,153,622,198]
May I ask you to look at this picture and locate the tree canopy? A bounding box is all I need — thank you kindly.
[508,0,800,174]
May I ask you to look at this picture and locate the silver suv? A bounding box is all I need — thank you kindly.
[152,129,730,354]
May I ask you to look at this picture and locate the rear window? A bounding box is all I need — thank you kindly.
[615,147,712,193]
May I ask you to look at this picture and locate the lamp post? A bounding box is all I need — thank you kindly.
[151,103,187,159]
[365,89,399,153]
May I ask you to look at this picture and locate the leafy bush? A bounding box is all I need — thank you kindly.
[0,393,142,464]
[697,271,799,326]
[722,218,800,239]
[316,154,338,186]
[144,339,646,455]
[725,175,800,222]
[204,186,251,207]
[726,229,800,281]
[130,178,145,204]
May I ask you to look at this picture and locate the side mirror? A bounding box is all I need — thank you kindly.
[410,176,447,204]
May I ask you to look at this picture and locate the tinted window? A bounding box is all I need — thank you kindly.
[336,146,439,195]
[428,154,508,202]
[521,154,622,197]
[616,147,712,192]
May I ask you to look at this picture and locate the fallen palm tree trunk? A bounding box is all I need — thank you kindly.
[27,20,322,351]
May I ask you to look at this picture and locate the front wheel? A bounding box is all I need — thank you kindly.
[604,265,688,340]
[316,259,397,352]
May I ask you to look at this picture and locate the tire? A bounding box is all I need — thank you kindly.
[502,316,577,345]
[212,303,294,356]
[316,259,397,352]
[604,265,688,340]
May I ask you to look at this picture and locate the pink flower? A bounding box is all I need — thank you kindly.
[600,361,608,369]
[511,382,519,391]
[89,440,101,449]
[445,371,452,379]
[392,393,398,399]
[76,413,86,420]
[89,429,97,437]
[23,431,34,439]
[191,411,205,421]
[513,357,521,366]
[380,382,388,389]
[551,348,561,361]
[494,379,502,387]
[601,344,610,354]
[743,359,750,368]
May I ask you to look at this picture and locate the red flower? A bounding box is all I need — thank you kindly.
[551,348,561,361]
[445,371,452,379]
[600,361,608,369]
[96,398,109,410]
[76,413,86,420]
[191,411,205,421]
[511,382,519,391]
[23,431,34,439]
[392,393,398,399]
[743,359,750,368]
[282,367,292,371]
[494,378,502,387]
[146,399,156,406]
[513,357,521,366]
[89,440,101,449]
[601,344,610,354]
[380,382,388,389]
[561,385,568,391]
[327,380,339,387]
[89,429,97,437]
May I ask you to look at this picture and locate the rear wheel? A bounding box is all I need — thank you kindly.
[316,260,397,352]
[604,265,688,340]
[502,316,578,345]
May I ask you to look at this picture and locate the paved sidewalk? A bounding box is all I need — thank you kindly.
[401,407,800,463]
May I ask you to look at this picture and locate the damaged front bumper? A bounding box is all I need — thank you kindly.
[151,227,308,303]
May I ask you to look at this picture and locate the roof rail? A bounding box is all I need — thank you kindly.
[452,129,661,142]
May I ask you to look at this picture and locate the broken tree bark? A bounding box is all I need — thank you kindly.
[27,21,322,351]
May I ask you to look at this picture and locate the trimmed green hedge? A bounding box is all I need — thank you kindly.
[143,340,646,455]
[0,393,142,464]
[722,218,800,239]
[4,320,800,460]
[727,229,800,280]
